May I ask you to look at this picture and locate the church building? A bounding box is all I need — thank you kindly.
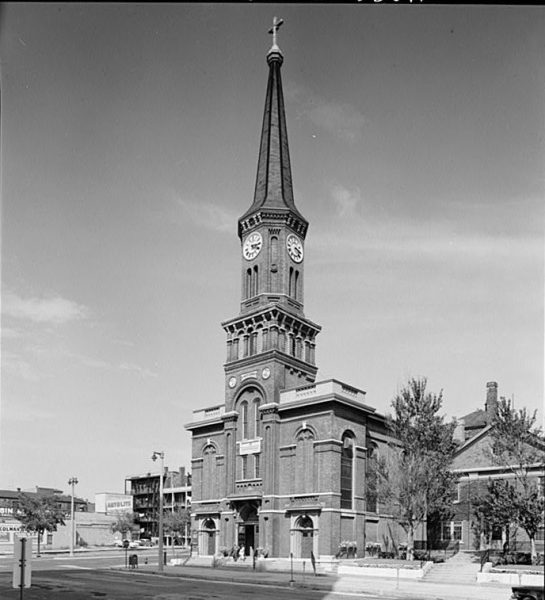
[186,23,396,560]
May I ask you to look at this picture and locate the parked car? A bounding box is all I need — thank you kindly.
[128,540,142,549]
[511,586,544,600]
[139,538,153,547]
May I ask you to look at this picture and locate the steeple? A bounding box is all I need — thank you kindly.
[222,19,321,400]
[239,17,307,236]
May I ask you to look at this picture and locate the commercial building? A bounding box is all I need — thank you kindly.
[94,492,133,516]
[0,486,100,552]
[125,467,191,545]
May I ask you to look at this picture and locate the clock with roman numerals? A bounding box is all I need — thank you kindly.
[286,234,303,263]
[243,232,263,260]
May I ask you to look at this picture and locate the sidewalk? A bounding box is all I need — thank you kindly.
[120,562,514,600]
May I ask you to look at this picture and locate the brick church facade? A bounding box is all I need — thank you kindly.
[186,27,399,559]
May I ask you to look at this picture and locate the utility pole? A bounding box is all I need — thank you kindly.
[151,451,165,572]
[68,477,78,557]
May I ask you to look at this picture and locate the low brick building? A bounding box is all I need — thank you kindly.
[446,382,544,552]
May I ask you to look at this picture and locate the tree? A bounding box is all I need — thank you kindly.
[16,493,66,555]
[163,508,191,554]
[472,479,519,552]
[488,398,545,562]
[378,377,458,560]
[111,512,138,540]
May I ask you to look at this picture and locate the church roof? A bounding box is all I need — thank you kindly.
[239,28,307,229]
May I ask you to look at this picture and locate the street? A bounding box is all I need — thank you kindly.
[0,567,405,600]
[0,550,409,600]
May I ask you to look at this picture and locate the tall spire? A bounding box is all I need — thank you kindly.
[239,18,307,231]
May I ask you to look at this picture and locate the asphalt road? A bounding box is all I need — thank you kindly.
[0,567,397,600]
[0,550,405,600]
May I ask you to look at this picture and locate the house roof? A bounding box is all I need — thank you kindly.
[461,408,488,430]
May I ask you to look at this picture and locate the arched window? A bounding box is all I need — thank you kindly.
[289,334,296,356]
[240,402,248,439]
[246,268,252,299]
[254,398,261,437]
[241,455,248,479]
[254,454,260,479]
[294,270,300,300]
[296,429,315,493]
[253,265,259,296]
[340,433,354,509]
[202,444,217,500]
[366,443,378,513]
[289,267,294,297]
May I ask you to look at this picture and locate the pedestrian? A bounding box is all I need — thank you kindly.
[239,545,245,561]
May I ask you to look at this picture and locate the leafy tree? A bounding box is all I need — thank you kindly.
[472,479,519,551]
[164,507,191,554]
[16,493,66,555]
[488,398,545,562]
[378,377,458,560]
[111,512,138,540]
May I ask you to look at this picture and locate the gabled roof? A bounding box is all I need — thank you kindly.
[454,424,493,457]
[460,408,488,430]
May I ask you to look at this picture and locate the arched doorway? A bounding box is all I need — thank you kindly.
[237,503,259,557]
[294,515,315,558]
[201,518,216,556]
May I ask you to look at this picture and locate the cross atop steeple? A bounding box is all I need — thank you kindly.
[268,16,284,52]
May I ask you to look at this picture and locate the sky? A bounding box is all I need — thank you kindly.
[1,3,544,502]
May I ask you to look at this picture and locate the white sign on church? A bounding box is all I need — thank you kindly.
[239,439,261,455]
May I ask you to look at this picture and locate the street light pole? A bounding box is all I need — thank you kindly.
[151,451,164,573]
[68,477,78,557]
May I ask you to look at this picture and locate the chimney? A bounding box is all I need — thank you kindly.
[485,381,498,422]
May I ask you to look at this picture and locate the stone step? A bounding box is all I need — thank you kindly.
[423,559,481,583]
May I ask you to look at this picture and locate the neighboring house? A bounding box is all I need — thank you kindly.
[445,382,545,552]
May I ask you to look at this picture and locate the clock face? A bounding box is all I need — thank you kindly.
[243,232,263,261]
[286,234,303,263]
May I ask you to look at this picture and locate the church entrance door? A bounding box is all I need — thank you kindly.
[294,515,315,559]
[237,502,260,557]
[202,518,216,556]
[301,529,313,558]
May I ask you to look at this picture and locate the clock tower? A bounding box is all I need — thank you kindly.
[221,21,321,411]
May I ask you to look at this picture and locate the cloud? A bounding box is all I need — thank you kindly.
[330,183,361,218]
[308,102,366,143]
[284,81,366,142]
[119,362,158,379]
[2,291,89,325]
[1,327,22,339]
[309,185,542,266]
[66,352,158,378]
[1,352,38,381]
[174,194,237,233]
